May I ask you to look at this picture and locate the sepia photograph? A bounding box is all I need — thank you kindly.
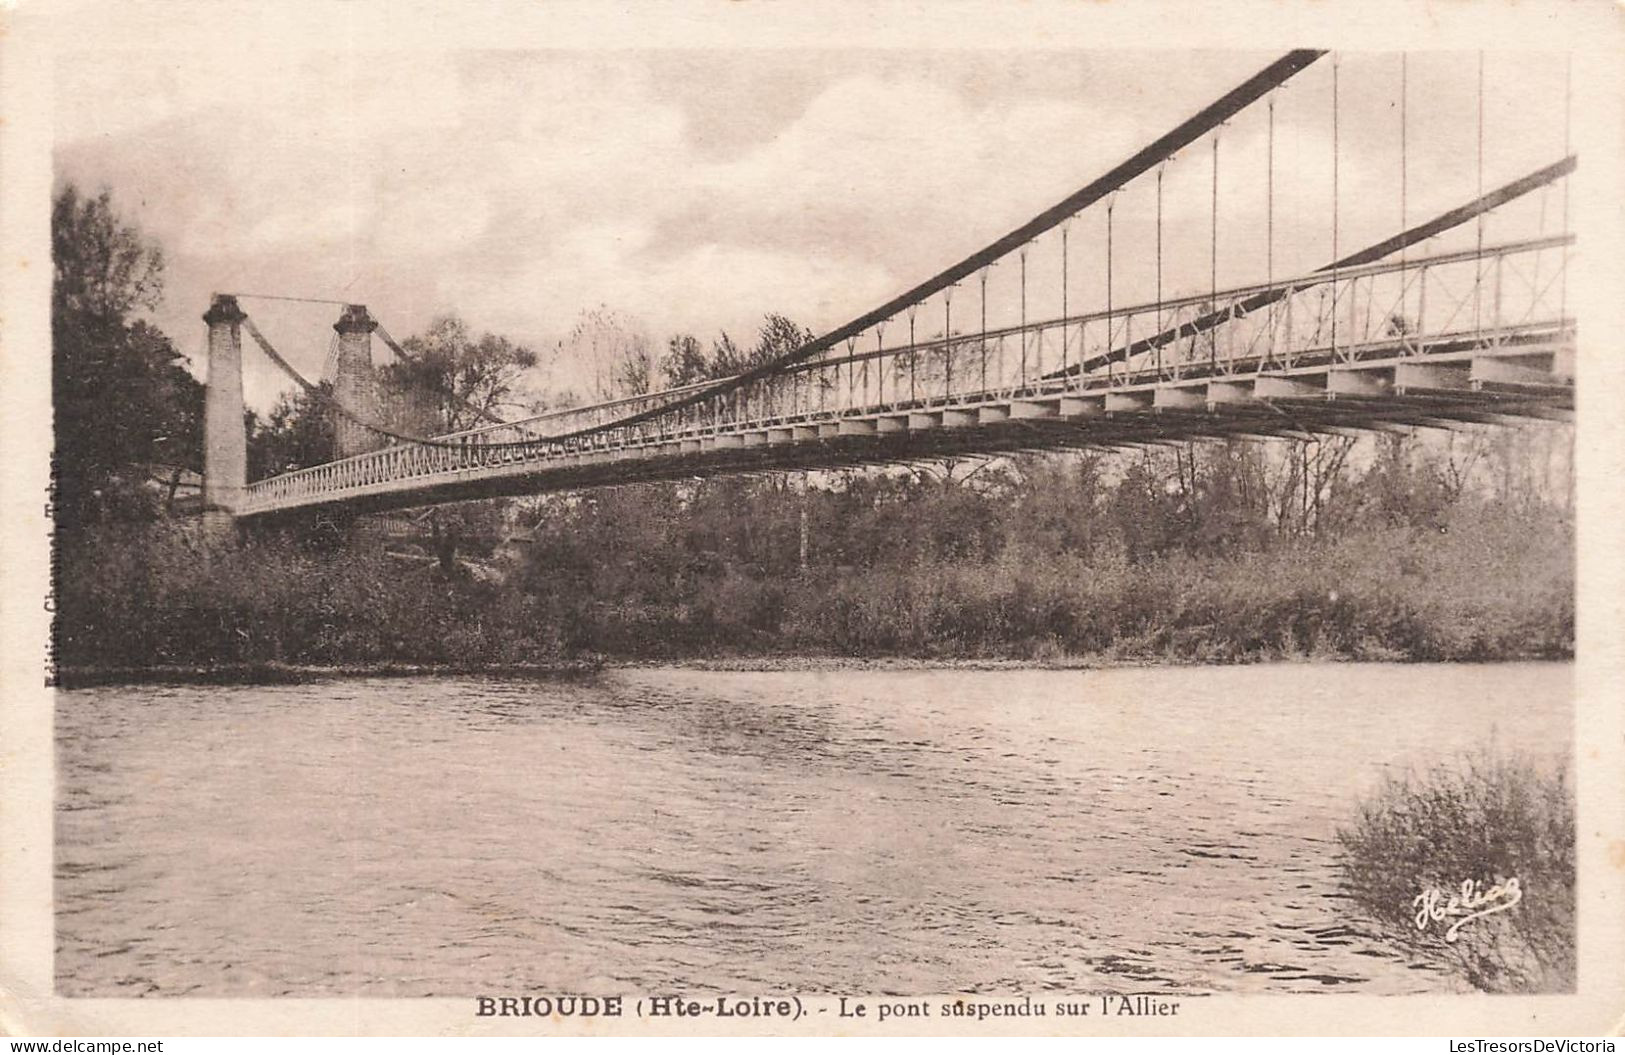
[2,0,1622,1040]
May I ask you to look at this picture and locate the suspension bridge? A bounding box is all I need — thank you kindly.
[199,49,1576,523]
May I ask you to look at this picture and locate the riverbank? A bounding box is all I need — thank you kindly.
[52,659,605,689]
[57,648,1576,689]
[54,655,1094,688]
[45,654,1240,688]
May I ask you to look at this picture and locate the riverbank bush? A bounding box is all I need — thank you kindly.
[55,429,1574,674]
[54,522,569,671]
[55,493,1572,674]
[1335,749,1575,993]
[520,513,1571,663]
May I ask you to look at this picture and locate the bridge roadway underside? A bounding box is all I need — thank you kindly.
[240,337,1573,523]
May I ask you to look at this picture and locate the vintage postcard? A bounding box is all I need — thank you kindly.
[2,0,1622,1039]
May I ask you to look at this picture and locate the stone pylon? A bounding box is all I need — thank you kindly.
[331,304,382,459]
[202,294,248,525]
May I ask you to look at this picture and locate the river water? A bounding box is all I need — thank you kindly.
[56,662,1570,998]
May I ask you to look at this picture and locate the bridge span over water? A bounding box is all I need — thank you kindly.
[197,50,1577,523]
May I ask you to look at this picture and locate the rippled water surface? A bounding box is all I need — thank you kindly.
[57,663,1570,997]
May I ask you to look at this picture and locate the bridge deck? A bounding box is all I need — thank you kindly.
[239,321,1572,520]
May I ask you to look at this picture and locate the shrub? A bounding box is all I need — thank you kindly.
[1335,749,1575,992]
[52,476,1574,669]
[54,521,570,671]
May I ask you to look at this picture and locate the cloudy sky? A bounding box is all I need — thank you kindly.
[53,42,1572,411]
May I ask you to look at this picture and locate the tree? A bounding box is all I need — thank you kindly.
[659,314,816,389]
[708,332,746,378]
[248,385,337,481]
[375,314,540,572]
[661,334,710,388]
[749,313,814,369]
[558,306,655,400]
[52,184,202,524]
[379,314,539,434]
[52,184,164,323]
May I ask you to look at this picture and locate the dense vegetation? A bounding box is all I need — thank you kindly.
[505,439,1573,664]
[51,186,204,524]
[1337,750,1575,992]
[50,184,1575,676]
[56,524,565,671]
[54,431,1574,674]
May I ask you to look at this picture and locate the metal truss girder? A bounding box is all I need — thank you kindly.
[1396,362,1474,392]
[1470,356,1571,389]
[1327,369,1395,398]
[1254,376,1327,400]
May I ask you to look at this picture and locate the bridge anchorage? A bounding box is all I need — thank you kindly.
[205,50,1575,524]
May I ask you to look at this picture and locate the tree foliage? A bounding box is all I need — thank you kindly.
[662,333,710,388]
[1337,750,1574,992]
[247,385,337,481]
[506,429,1574,660]
[661,313,816,386]
[559,306,655,400]
[52,184,164,322]
[368,314,540,571]
[379,314,540,434]
[52,185,202,523]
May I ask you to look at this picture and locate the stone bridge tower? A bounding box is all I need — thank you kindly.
[202,294,248,524]
[331,304,383,459]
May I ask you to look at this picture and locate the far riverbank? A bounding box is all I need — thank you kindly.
[54,648,1573,689]
[51,659,605,690]
[54,484,1574,686]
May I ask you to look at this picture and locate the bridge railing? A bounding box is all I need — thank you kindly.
[1097,233,1574,386]
[239,234,1571,515]
[434,377,726,446]
[735,233,1574,413]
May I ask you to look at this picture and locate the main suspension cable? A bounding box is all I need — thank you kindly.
[230,290,518,434]
[250,51,1330,456]
[1049,153,1577,380]
[224,292,353,307]
[487,49,1327,447]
